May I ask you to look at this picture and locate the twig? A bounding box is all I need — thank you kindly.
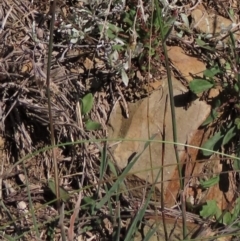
[116,85,129,118]
[160,17,183,190]
[189,0,202,11]
[0,162,3,200]
[46,0,58,204]
[161,95,168,240]
[0,5,13,34]
[156,0,185,237]
[46,0,66,240]
[193,10,207,29]
[180,190,188,239]
[138,0,148,23]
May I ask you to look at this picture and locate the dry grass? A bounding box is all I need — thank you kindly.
[0,0,115,239]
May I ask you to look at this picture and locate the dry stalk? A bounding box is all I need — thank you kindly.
[45,0,65,239]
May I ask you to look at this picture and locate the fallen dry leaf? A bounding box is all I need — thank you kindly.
[83,57,94,70]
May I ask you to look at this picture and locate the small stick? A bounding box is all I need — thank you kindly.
[0,6,13,34]
[161,94,169,240]
[116,85,129,118]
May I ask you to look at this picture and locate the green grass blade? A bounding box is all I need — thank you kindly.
[112,201,121,241]
[124,184,154,241]
[96,134,157,209]
[97,142,108,196]
[143,225,159,241]
[23,161,40,239]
